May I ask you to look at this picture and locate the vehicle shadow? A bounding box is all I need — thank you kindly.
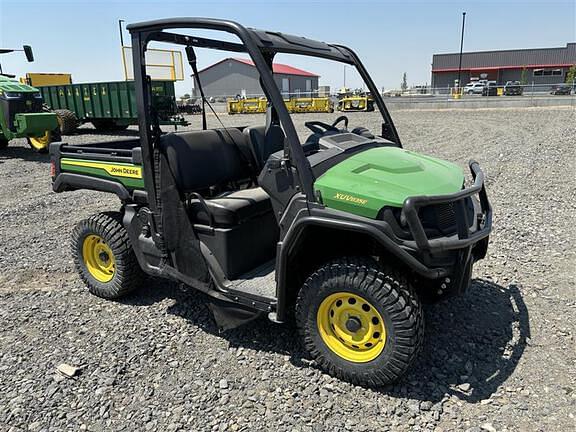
[0,145,50,163]
[72,127,141,137]
[121,277,529,403]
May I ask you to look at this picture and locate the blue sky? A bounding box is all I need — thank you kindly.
[1,0,574,95]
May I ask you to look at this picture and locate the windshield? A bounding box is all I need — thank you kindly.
[138,26,397,144]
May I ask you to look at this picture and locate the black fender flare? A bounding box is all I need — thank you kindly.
[274,215,447,322]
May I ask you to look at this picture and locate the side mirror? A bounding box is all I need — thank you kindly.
[23,45,34,62]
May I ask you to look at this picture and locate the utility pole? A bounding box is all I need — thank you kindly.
[457,12,467,91]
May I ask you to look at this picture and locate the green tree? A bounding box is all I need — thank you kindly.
[401,72,408,91]
[565,65,576,86]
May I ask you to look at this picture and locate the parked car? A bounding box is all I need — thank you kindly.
[504,81,523,96]
[463,82,485,95]
[550,84,572,95]
[482,81,499,96]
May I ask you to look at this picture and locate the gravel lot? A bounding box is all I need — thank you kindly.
[0,107,574,432]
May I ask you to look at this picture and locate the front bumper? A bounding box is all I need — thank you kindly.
[402,160,492,292]
[14,112,58,136]
[403,160,492,253]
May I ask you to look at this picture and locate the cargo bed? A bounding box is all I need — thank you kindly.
[50,140,147,203]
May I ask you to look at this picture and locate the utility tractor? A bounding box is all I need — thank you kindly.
[0,45,59,152]
[50,18,492,386]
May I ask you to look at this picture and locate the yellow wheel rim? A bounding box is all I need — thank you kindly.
[317,292,386,363]
[28,131,51,150]
[82,234,116,283]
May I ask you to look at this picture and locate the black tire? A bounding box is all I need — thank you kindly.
[71,212,144,299]
[0,136,8,150]
[54,109,78,135]
[295,257,424,387]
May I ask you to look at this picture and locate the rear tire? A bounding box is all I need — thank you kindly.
[71,212,144,299]
[296,257,424,387]
[0,136,8,150]
[54,109,78,135]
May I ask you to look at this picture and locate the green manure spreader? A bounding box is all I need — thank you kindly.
[50,18,492,386]
[39,80,187,135]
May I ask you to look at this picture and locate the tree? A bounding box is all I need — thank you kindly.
[401,72,408,91]
[520,67,528,85]
[565,65,576,87]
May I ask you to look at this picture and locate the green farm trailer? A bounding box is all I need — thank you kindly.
[38,80,188,134]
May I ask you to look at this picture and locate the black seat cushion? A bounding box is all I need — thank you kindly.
[188,187,272,227]
[159,128,256,193]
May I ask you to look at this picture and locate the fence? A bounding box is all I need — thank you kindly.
[181,82,575,113]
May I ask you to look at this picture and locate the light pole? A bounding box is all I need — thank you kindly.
[118,19,125,47]
[457,12,466,91]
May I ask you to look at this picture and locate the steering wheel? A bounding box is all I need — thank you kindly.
[304,115,350,135]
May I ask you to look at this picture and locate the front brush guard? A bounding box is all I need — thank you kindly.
[402,160,492,253]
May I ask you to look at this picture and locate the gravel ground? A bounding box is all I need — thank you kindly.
[0,107,574,432]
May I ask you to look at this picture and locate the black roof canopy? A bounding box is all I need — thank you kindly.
[127,17,355,64]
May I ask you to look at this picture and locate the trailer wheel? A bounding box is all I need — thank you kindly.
[54,109,78,135]
[296,257,424,387]
[72,212,144,299]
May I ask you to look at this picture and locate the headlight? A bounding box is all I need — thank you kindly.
[33,92,43,99]
[4,92,22,98]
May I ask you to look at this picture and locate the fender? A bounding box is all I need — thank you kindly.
[274,212,449,322]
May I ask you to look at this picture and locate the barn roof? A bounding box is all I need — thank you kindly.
[197,57,319,77]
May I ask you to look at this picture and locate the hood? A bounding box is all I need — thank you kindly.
[314,146,464,218]
[0,75,39,93]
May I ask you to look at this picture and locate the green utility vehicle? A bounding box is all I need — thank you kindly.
[39,80,187,135]
[50,18,492,386]
[0,46,59,152]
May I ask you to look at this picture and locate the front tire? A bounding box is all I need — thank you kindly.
[71,212,144,299]
[296,258,424,386]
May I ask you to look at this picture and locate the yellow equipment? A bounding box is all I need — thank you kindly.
[22,73,72,87]
[285,97,333,113]
[227,97,267,114]
[227,97,333,114]
[336,88,374,112]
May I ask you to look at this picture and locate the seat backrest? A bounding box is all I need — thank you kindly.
[243,125,285,171]
[159,128,254,192]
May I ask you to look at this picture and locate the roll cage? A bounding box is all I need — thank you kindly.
[127,18,401,215]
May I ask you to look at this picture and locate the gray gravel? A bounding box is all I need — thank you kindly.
[0,107,575,431]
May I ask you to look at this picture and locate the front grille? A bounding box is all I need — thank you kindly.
[420,198,474,237]
[436,203,456,230]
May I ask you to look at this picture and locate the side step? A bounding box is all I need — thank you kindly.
[226,260,276,300]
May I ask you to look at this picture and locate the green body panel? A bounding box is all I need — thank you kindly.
[38,80,181,124]
[14,112,58,135]
[60,158,145,189]
[314,147,464,218]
